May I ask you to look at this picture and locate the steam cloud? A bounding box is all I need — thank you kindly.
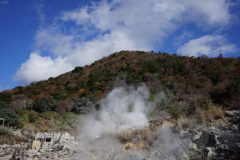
[75,85,185,160]
[79,85,157,140]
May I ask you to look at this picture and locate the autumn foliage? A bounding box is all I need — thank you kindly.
[0,51,239,126]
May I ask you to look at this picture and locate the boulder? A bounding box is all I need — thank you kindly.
[206,134,218,147]
[218,144,229,150]
[225,110,240,117]
[230,125,238,131]
[230,116,240,125]
[52,144,64,151]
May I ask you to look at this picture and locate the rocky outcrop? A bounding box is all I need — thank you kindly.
[0,143,29,160]
[1,110,239,160]
[0,132,78,160]
[179,110,240,160]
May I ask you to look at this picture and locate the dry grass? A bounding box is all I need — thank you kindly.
[20,124,38,139]
[0,127,28,145]
[177,116,198,130]
[197,104,225,123]
[177,104,225,130]
[207,104,225,119]
[115,127,158,149]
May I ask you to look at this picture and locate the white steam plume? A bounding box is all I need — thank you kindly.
[75,85,187,160]
[79,85,160,140]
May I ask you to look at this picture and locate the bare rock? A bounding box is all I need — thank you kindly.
[52,144,64,152]
[225,110,240,117]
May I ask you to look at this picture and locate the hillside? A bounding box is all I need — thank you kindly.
[0,52,239,123]
[1,51,240,159]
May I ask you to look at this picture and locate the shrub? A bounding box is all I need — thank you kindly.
[0,92,12,104]
[177,116,198,130]
[87,72,98,87]
[147,61,160,73]
[198,96,211,110]
[51,92,65,100]
[10,94,33,111]
[72,66,83,73]
[209,73,221,85]
[209,89,225,104]
[20,125,37,139]
[71,97,95,114]
[0,127,13,135]
[33,96,58,112]
[44,96,59,111]
[0,100,8,109]
[170,106,180,119]
[187,101,196,115]
[28,114,36,123]
[0,108,18,126]
[33,99,48,112]
[225,77,240,96]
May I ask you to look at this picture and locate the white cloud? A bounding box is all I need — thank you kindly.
[13,52,73,84]
[34,28,76,56]
[0,0,8,5]
[33,2,45,24]
[14,0,235,84]
[177,35,238,57]
[185,0,231,27]
[174,31,193,46]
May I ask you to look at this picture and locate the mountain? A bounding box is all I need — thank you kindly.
[0,51,240,128]
[1,51,240,159]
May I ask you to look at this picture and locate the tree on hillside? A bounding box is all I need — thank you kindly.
[33,99,48,113]
[71,97,95,114]
[0,108,18,126]
[33,96,58,112]
[10,94,33,111]
[0,100,8,109]
[0,92,12,104]
[44,96,59,111]
[56,98,74,114]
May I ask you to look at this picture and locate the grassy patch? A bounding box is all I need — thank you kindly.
[0,127,28,145]
[197,104,225,122]
[17,110,79,133]
[177,116,198,130]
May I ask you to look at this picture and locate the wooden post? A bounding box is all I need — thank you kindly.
[21,147,24,160]
[11,150,16,160]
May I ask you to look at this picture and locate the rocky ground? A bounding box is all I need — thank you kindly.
[0,110,239,160]
[182,110,240,160]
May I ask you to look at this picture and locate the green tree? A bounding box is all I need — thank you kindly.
[147,61,160,73]
[44,96,59,111]
[87,72,100,92]
[210,72,221,85]
[72,66,83,73]
[0,100,8,109]
[33,99,48,112]
[28,114,36,123]
[71,97,95,114]
[0,93,12,104]
[0,108,18,126]
[33,96,58,112]
[226,77,240,96]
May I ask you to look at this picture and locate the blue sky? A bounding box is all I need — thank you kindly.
[0,0,240,91]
